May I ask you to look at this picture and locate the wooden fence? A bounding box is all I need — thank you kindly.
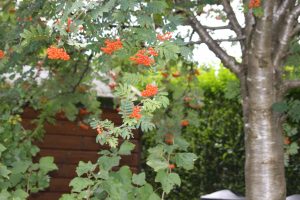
[21,101,141,200]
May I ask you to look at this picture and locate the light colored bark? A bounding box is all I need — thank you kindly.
[242,64,286,200]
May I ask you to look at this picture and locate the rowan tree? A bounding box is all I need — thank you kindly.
[1,0,300,200]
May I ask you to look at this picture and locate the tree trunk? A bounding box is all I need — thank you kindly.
[241,64,286,200]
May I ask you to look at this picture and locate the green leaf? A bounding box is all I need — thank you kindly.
[60,194,77,200]
[272,102,288,113]
[119,141,135,155]
[120,0,137,10]
[288,100,300,122]
[91,0,116,18]
[69,177,94,193]
[98,155,121,171]
[132,172,146,186]
[12,161,31,174]
[148,193,161,200]
[169,173,181,186]
[145,1,168,14]
[0,144,6,157]
[138,15,154,28]
[174,136,189,151]
[39,156,58,173]
[12,189,28,199]
[0,190,10,199]
[288,142,299,155]
[146,158,168,171]
[155,171,181,194]
[0,165,11,179]
[175,153,197,170]
[76,161,96,177]
[160,42,180,60]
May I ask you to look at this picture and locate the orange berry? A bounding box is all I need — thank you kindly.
[157,32,172,41]
[96,126,103,135]
[164,133,174,145]
[284,137,291,145]
[108,82,117,90]
[161,72,169,78]
[184,96,192,102]
[141,84,158,97]
[101,38,123,55]
[172,71,180,78]
[168,164,175,169]
[79,121,89,130]
[47,46,70,61]
[148,47,158,57]
[79,108,89,116]
[181,119,189,127]
[0,50,5,59]
[249,0,261,9]
[130,50,155,66]
[130,106,142,120]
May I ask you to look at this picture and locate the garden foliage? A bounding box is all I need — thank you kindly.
[142,67,300,200]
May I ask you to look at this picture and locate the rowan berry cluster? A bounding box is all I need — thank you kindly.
[181,119,189,127]
[168,164,175,170]
[0,50,5,59]
[249,0,261,9]
[47,46,70,61]
[130,106,142,120]
[130,47,158,66]
[101,38,123,55]
[165,133,174,145]
[141,84,158,97]
[96,125,103,135]
[157,32,172,41]
[147,47,158,57]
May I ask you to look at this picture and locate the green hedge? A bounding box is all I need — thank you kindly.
[141,68,300,199]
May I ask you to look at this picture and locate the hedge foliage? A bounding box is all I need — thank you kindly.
[141,67,300,200]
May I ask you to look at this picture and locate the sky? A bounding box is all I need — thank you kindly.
[176,0,244,67]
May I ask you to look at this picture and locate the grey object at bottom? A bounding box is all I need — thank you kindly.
[287,195,300,200]
[200,190,300,200]
[200,190,245,200]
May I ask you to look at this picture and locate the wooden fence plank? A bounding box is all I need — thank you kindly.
[34,134,140,152]
[22,119,140,139]
[37,149,139,165]
[29,192,63,200]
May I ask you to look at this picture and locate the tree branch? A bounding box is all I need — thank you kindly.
[202,25,232,30]
[291,23,300,37]
[72,53,93,93]
[275,0,296,23]
[283,80,300,92]
[187,14,241,75]
[187,36,245,45]
[221,0,243,37]
[273,5,300,67]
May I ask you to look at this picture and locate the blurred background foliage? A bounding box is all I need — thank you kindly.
[141,66,300,200]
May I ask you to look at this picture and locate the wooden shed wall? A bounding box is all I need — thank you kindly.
[21,104,141,200]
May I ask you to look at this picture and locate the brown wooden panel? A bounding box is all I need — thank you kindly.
[34,134,140,152]
[29,192,62,200]
[48,178,71,192]
[37,149,139,166]
[22,119,140,139]
[22,107,123,124]
[23,106,141,200]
